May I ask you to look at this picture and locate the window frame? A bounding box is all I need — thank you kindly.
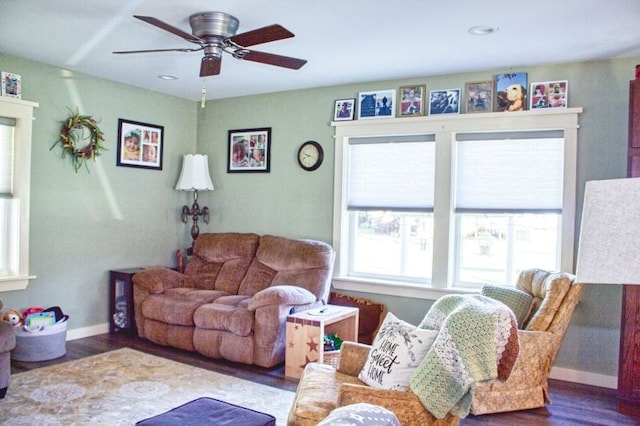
[332,108,581,300]
[0,97,38,291]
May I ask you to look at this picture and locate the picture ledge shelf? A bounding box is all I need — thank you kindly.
[332,107,583,127]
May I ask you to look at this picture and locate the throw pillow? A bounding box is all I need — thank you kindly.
[358,312,438,390]
[481,283,533,328]
[317,403,400,426]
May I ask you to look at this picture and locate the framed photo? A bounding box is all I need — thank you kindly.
[398,85,426,117]
[1,72,21,99]
[428,89,461,115]
[357,89,396,119]
[116,119,163,170]
[495,72,528,112]
[227,127,271,173]
[465,81,494,113]
[530,80,568,109]
[334,98,355,121]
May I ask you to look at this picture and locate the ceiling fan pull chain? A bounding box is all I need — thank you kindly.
[201,82,206,109]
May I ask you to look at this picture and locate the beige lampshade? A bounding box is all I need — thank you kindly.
[175,154,214,191]
[575,177,640,285]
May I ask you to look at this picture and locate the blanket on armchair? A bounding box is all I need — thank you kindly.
[409,294,519,419]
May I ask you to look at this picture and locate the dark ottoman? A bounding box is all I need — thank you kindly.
[136,397,276,426]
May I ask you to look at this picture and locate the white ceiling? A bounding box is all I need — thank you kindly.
[2,0,640,101]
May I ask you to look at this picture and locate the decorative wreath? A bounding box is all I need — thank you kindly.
[51,109,107,173]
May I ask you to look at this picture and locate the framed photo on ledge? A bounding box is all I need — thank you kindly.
[227,127,271,173]
[333,98,355,121]
[398,85,426,117]
[358,89,396,119]
[116,119,164,170]
[428,89,461,115]
[465,81,494,113]
[530,80,568,109]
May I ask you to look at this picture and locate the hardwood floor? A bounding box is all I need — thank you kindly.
[11,333,640,425]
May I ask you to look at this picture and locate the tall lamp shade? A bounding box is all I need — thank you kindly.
[575,177,640,284]
[575,176,640,416]
[175,154,214,191]
[176,154,214,251]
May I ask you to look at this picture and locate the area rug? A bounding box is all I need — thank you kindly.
[0,348,295,425]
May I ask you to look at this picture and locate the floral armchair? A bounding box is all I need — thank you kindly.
[470,268,582,415]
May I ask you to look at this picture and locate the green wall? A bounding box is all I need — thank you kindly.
[2,50,639,381]
[0,53,197,329]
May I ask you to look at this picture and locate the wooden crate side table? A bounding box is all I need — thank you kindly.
[285,305,359,379]
[109,268,144,335]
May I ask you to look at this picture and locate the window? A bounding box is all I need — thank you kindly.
[346,135,435,283]
[0,98,38,291]
[453,132,564,286]
[332,109,580,298]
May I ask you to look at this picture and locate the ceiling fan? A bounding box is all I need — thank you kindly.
[113,11,307,77]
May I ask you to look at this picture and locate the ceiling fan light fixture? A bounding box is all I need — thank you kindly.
[468,25,498,36]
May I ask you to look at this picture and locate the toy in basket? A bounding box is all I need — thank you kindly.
[11,306,69,362]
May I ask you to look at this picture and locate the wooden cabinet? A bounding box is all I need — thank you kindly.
[109,268,144,335]
[620,79,640,416]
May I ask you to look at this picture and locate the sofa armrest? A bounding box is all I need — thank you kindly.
[337,341,372,376]
[132,267,187,294]
[248,285,316,310]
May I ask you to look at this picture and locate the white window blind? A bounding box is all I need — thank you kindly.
[347,135,435,212]
[455,131,564,213]
[0,118,16,196]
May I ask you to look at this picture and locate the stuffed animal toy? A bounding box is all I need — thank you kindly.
[2,309,24,327]
[505,84,525,112]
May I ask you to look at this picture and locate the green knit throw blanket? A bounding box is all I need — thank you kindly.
[409,294,520,419]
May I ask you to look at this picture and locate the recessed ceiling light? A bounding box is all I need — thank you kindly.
[158,74,178,80]
[468,25,498,36]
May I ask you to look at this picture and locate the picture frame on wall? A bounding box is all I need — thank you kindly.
[465,81,494,113]
[398,85,426,117]
[1,72,21,99]
[428,89,461,115]
[530,80,568,109]
[333,98,355,121]
[227,127,271,173]
[357,89,396,119]
[495,72,528,112]
[116,118,164,170]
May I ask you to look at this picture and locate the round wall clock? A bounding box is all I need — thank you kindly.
[297,141,324,171]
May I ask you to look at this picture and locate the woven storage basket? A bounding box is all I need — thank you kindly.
[12,319,68,362]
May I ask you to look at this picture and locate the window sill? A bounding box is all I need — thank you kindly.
[331,276,476,301]
[0,274,36,291]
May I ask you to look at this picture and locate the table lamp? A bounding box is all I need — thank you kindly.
[575,177,640,416]
[175,154,214,251]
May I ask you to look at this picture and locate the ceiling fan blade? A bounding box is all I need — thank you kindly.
[228,24,294,48]
[113,47,202,54]
[241,50,307,70]
[200,56,222,77]
[134,15,202,44]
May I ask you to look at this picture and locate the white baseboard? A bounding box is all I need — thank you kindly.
[66,322,109,341]
[66,322,620,390]
[550,366,618,389]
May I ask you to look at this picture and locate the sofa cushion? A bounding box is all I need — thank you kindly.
[238,235,334,301]
[186,233,260,294]
[142,290,229,326]
[358,312,437,391]
[481,284,533,328]
[194,298,254,337]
